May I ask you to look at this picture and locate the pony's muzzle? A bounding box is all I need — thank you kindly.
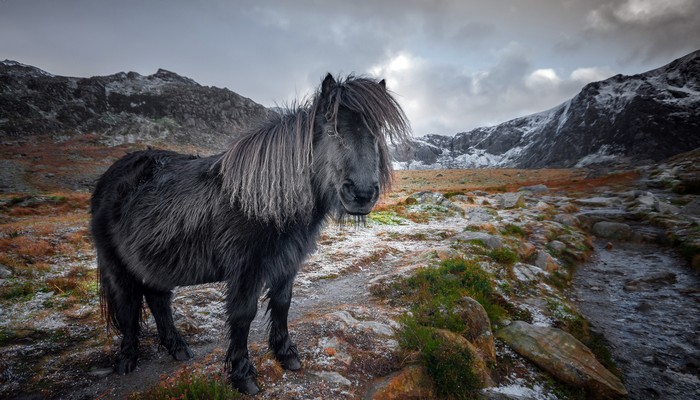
[340,179,379,215]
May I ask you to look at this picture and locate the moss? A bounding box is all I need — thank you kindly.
[368,210,407,225]
[444,191,464,199]
[463,225,481,232]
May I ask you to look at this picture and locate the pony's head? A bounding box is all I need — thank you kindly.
[218,73,410,227]
[312,74,411,218]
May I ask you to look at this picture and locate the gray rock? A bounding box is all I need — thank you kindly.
[547,240,567,253]
[574,197,618,208]
[553,213,579,227]
[497,321,627,398]
[534,250,558,271]
[450,231,504,249]
[591,221,633,240]
[518,184,549,193]
[495,193,525,209]
[88,367,113,378]
[513,263,546,282]
[311,370,352,386]
[464,207,495,224]
[0,264,12,279]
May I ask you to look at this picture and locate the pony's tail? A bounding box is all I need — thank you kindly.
[96,250,118,334]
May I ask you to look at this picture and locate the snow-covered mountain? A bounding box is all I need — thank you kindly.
[0,61,271,149]
[394,50,700,169]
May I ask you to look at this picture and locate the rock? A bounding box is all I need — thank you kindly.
[680,198,700,218]
[465,207,495,224]
[87,367,113,378]
[512,262,546,282]
[311,370,352,386]
[407,191,448,205]
[574,197,618,208]
[518,184,549,193]
[605,242,614,250]
[553,213,579,227]
[0,264,12,279]
[547,240,567,254]
[364,365,435,400]
[431,329,494,388]
[497,321,627,399]
[327,311,394,336]
[455,296,496,364]
[654,200,680,215]
[516,242,537,261]
[450,231,504,249]
[623,272,677,291]
[534,250,559,272]
[495,193,525,209]
[591,221,633,240]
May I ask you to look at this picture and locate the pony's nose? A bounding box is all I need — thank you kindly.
[341,180,379,209]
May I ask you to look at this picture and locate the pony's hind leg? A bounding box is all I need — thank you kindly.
[144,289,193,361]
[267,278,301,371]
[99,253,143,374]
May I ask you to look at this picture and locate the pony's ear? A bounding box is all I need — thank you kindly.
[321,73,336,98]
[379,79,386,89]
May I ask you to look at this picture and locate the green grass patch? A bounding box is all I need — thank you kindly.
[0,280,37,301]
[500,224,526,237]
[368,210,407,225]
[397,318,483,399]
[399,257,508,327]
[129,366,240,400]
[486,248,518,266]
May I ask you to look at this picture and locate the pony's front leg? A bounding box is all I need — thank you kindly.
[267,278,301,370]
[226,286,260,395]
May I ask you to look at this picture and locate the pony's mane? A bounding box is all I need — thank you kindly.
[218,74,411,227]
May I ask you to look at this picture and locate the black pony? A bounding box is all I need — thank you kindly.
[90,73,410,394]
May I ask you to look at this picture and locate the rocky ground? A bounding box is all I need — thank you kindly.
[1,150,699,399]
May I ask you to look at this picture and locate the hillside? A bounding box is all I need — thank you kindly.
[0,60,271,149]
[395,50,700,169]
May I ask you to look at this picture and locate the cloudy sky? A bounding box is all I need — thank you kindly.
[1,0,699,136]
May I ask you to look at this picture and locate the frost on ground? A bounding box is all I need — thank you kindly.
[0,183,620,399]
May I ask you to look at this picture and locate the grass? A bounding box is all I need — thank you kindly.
[486,248,518,266]
[390,257,508,330]
[129,366,241,400]
[500,223,526,237]
[397,318,483,399]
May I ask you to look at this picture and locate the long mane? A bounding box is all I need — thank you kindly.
[217,75,411,227]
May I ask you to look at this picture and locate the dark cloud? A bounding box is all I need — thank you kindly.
[0,0,697,135]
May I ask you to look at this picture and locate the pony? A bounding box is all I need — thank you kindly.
[90,73,410,394]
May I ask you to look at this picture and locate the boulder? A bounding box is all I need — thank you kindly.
[512,262,546,282]
[591,221,633,240]
[516,242,537,261]
[497,321,627,399]
[534,250,559,272]
[364,365,435,400]
[495,193,525,209]
[0,264,12,279]
[465,207,495,224]
[518,184,549,193]
[450,231,504,249]
[574,197,618,208]
[553,213,579,227]
[431,329,494,388]
[455,296,496,364]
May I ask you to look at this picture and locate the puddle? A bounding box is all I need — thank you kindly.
[573,240,700,399]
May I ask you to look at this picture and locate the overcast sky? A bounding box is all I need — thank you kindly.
[1,0,699,136]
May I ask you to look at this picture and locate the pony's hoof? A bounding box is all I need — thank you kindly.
[279,354,302,371]
[171,345,194,361]
[116,355,138,375]
[232,377,260,395]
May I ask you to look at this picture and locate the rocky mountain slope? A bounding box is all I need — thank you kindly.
[395,50,700,169]
[0,61,271,149]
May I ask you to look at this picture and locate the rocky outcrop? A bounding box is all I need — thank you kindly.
[393,50,700,169]
[497,321,627,399]
[364,365,435,400]
[0,60,271,149]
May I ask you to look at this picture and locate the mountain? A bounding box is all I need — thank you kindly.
[395,50,700,169]
[0,60,271,149]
